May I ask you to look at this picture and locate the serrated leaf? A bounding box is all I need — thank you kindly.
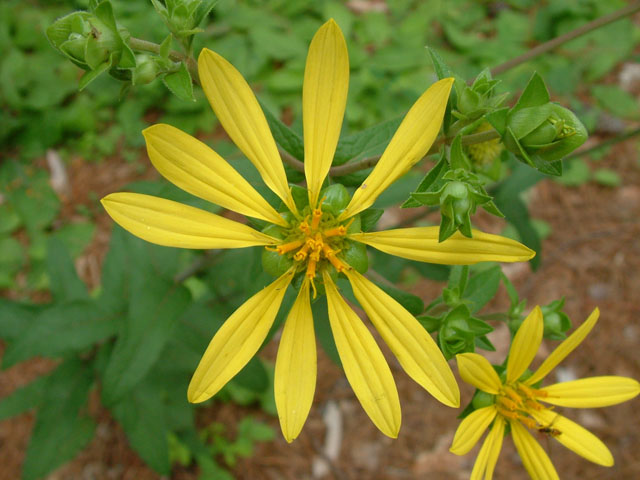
[261,103,304,160]
[163,62,194,101]
[2,301,118,368]
[22,359,95,480]
[0,375,46,420]
[46,237,88,302]
[333,117,403,166]
[463,266,501,313]
[427,46,453,79]
[159,34,172,59]
[0,299,41,341]
[376,281,424,316]
[101,272,190,404]
[494,191,540,270]
[112,382,169,474]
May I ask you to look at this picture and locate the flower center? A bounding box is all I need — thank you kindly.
[495,382,550,431]
[268,204,353,297]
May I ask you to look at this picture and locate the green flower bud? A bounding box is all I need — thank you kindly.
[133,54,159,85]
[341,239,368,274]
[506,103,587,164]
[320,184,350,216]
[540,298,571,340]
[261,248,293,278]
[471,389,495,410]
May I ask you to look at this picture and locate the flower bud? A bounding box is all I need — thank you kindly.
[540,298,571,340]
[133,54,159,85]
[320,184,350,216]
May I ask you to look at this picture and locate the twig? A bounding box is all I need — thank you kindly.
[491,2,640,76]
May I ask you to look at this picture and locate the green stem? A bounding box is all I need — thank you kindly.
[491,2,640,76]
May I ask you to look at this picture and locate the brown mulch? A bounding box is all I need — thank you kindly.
[1,137,639,480]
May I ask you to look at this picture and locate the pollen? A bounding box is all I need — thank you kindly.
[496,381,554,434]
[267,205,353,288]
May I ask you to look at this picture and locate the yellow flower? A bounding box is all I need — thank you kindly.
[101,19,535,442]
[451,307,640,479]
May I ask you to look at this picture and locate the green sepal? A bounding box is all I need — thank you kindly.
[341,240,368,274]
[359,208,383,232]
[320,184,350,216]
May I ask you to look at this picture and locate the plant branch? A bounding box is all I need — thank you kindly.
[491,2,640,76]
[281,129,500,176]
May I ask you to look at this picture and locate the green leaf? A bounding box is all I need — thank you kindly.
[0,236,23,286]
[46,237,88,302]
[101,272,190,404]
[427,46,453,79]
[593,168,621,187]
[261,104,304,160]
[2,301,118,368]
[232,356,269,393]
[494,193,540,270]
[553,158,589,186]
[591,85,639,119]
[0,299,40,341]
[159,34,172,59]
[333,117,402,166]
[0,375,46,420]
[463,266,501,313]
[52,222,96,258]
[112,382,169,474]
[163,62,194,101]
[312,296,341,367]
[22,359,95,480]
[377,282,424,316]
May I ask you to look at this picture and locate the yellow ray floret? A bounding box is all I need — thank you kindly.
[198,48,297,215]
[340,77,454,220]
[143,124,287,226]
[303,19,349,208]
[323,272,401,438]
[188,269,293,403]
[349,227,535,264]
[101,193,278,249]
[274,280,316,443]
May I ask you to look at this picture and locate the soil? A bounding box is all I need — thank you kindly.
[1,136,639,480]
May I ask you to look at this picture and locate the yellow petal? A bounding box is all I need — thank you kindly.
[274,280,316,443]
[143,124,286,226]
[470,415,505,480]
[526,308,599,386]
[450,406,497,455]
[456,353,502,394]
[188,270,293,403]
[506,306,543,383]
[323,272,401,437]
[531,409,613,467]
[101,193,277,249]
[345,270,459,407]
[510,420,560,480]
[340,78,453,219]
[540,376,640,408]
[303,19,349,208]
[198,48,296,214]
[349,227,535,265]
